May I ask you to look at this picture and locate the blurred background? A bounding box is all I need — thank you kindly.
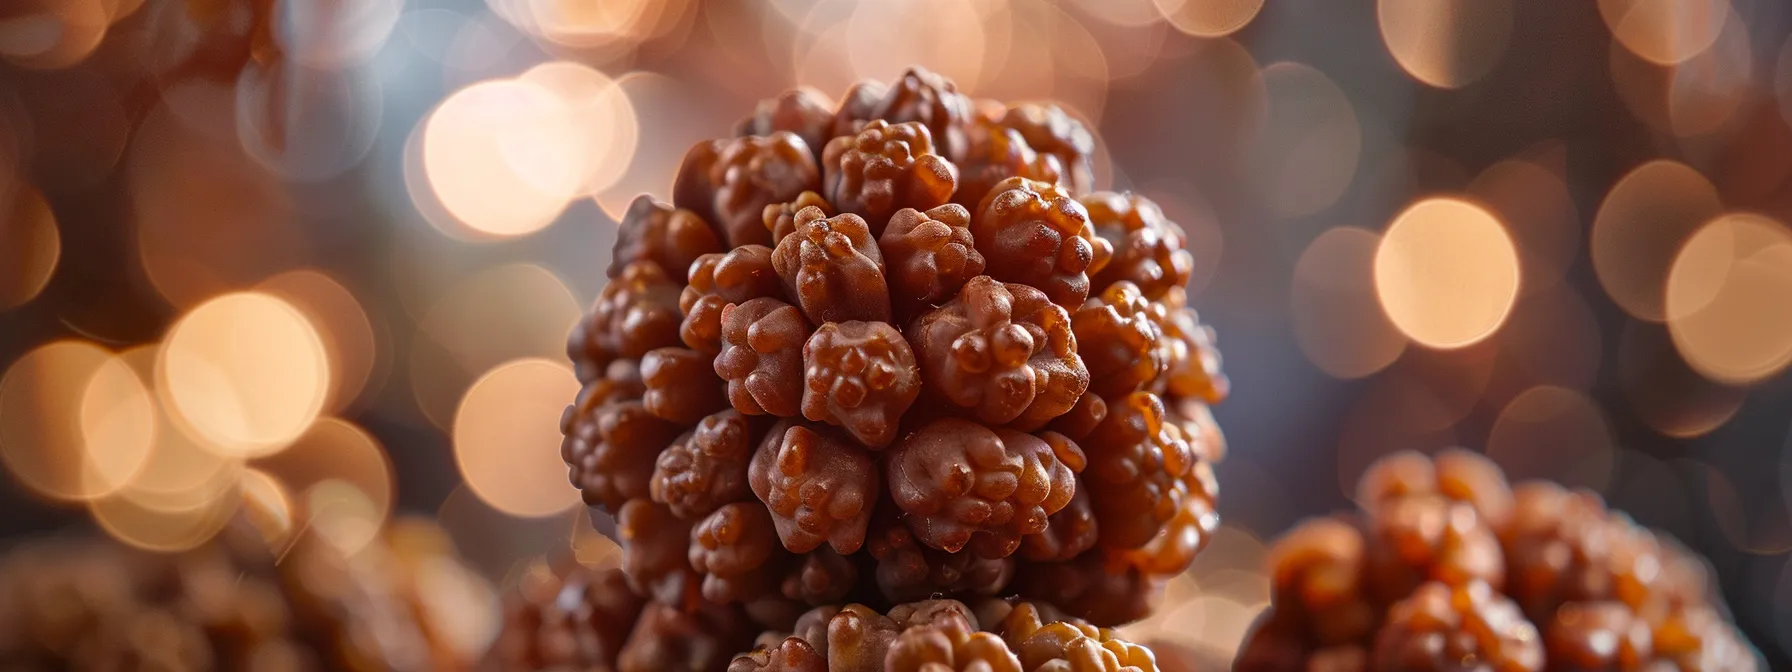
[2,0,1791,666]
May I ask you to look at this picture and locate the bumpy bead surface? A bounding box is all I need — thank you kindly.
[613,194,724,283]
[1147,290,1228,404]
[1082,192,1193,301]
[772,208,891,324]
[569,261,683,380]
[618,601,754,672]
[879,204,986,315]
[1082,391,1200,550]
[1018,486,1099,562]
[1010,554,1155,627]
[1371,581,1544,672]
[677,133,822,249]
[691,502,787,605]
[715,297,813,417]
[651,410,765,520]
[748,423,878,555]
[955,120,1064,213]
[642,346,731,424]
[562,394,681,513]
[872,67,973,164]
[764,191,833,246]
[823,120,958,232]
[736,88,835,163]
[1072,281,1166,399]
[999,103,1095,196]
[973,178,1110,308]
[886,418,1083,558]
[908,276,1088,429]
[618,498,701,610]
[800,320,920,448]
[868,510,1016,603]
[681,245,783,355]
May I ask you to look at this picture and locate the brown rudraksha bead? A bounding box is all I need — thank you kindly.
[884,625,1021,672]
[1018,486,1098,563]
[682,245,783,355]
[830,79,889,140]
[994,602,1159,672]
[879,204,986,316]
[868,510,1016,603]
[562,394,681,513]
[872,67,974,164]
[1499,481,1626,621]
[998,103,1095,196]
[612,194,724,283]
[1370,580,1544,672]
[728,636,827,672]
[955,120,1064,213]
[822,120,958,232]
[651,410,765,520]
[1072,281,1166,399]
[618,498,701,610]
[1362,492,1506,605]
[1164,395,1225,464]
[748,423,878,555]
[1263,516,1378,647]
[1543,601,1653,671]
[1654,605,1760,671]
[801,320,921,448]
[908,276,1088,429]
[779,549,857,607]
[677,133,823,249]
[771,208,892,324]
[618,601,755,672]
[691,501,788,605]
[1115,488,1219,578]
[1147,289,1229,404]
[1009,554,1156,627]
[1045,392,1107,442]
[825,604,903,672]
[765,191,833,246]
[1081,391,1203,550]
[736,88,836,163]
[569,260,683,381]
[715,297,813,417]
[493,563,644,672]
[642,346,731,424]
[886,418,1083,558]
[1082,192,1193,302]
[1356,449,1515,530]
[973,177,1111,308]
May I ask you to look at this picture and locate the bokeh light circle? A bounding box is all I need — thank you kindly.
[0,341,154,501]
[258,270,378,412]
[1486,386,1616,493]
[1254,63,1361,218]
[1591,160,1722,321]
[453,358,583,518]
[1374,198,1521,349]
[517,61,640,196]
[1665,213,1792,385]
[1152,0,1265,38]
[1598,0,1727,66]
[159,292,331,456]
[254,418,395,556]
[1377,0,1513,89]
[1291,227,1407,378]
[0,184,59,311]
[422,78,586,239]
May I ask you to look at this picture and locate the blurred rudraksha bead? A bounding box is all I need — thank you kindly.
[826,604,903,672]
[830,79,889,139]
[1499,482,1624,621]
[562,395,681,513]
[493,563,644,672]
[771,208,892,324]
[879,204,986,316]
[868,510,1016,603]
[748,423,878,555]
[999,103,1095,196]
[1045,393,1107,442]
[1654,605,1760,672]
[764,191,833,246]
[691,502,788,605]
[885,418,1084,558]
[779,549,857,607]
[973,177,1111,308]
[642,347,730,424]
[1264,516,1377,647]
[728,636,827,672]
[872,67,974,163]
[1355,449,1514,531]
[676,133,822,249]
[1082,391,1200,550]
[617,601,754,672]
[736,88,836,162]
[651,410,766,520]
[822,120,958,232]
[1370,580,1543,672]
[1148,290,1229,404]
[1164,395,1225,464]
[715,297,813,417]
[569,261,683,381]
[1081,192,1193,301]
[907,276,1088,429]
[1072,281,1166,399]
[612,194,724,282]
[682,245,783,355]
[618,498,701,610]
[954,120,1064,212]
[1362,492,1506,605]
[1543,601,1652,671]
[1018,486,1098,563]
[1010,554,1156,627]
[801,320,921,448]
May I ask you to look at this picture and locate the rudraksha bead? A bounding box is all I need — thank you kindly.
[1082,192,1193,301]
[677,133,822,249]
[801,320,921,448]
[872,67,974,164]
[569,261,683,380]
[1009,554,1156,627]
[822,120,958,232]
[1370,580,1544,672]
[772,207,891,324]
[1072,281,1166,399]
[736,88,836,164]
[748,423,878,555]
[868,510,1016,603]
[1082,391,1203,550]
[642,346,731,424]
[779,549,857,607]
[1147,289,1228,404]
[691,502,788,605]
[728,636,827,672]
[618,498,701,610]
[492,563,643,672]
[908,276,1088,429]
[1543,601,1653,671]
[618,601,754,672]
[955,120,1064,213]
[879,204,986,316]
[651,410,765,520]
[973,178,1110,308]
[764,191,833,246]
[998,103,1095,196]
[830,79,889,140]
[886,418,1083,558]
[562,395,681,514]
[1017,486,1099,563]
[612,194,724,283]
[715,297,813,417]
[682,245,783,355]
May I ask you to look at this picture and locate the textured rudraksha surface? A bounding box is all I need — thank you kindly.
[1237,450,1764,672]
[550,67,1233,672]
